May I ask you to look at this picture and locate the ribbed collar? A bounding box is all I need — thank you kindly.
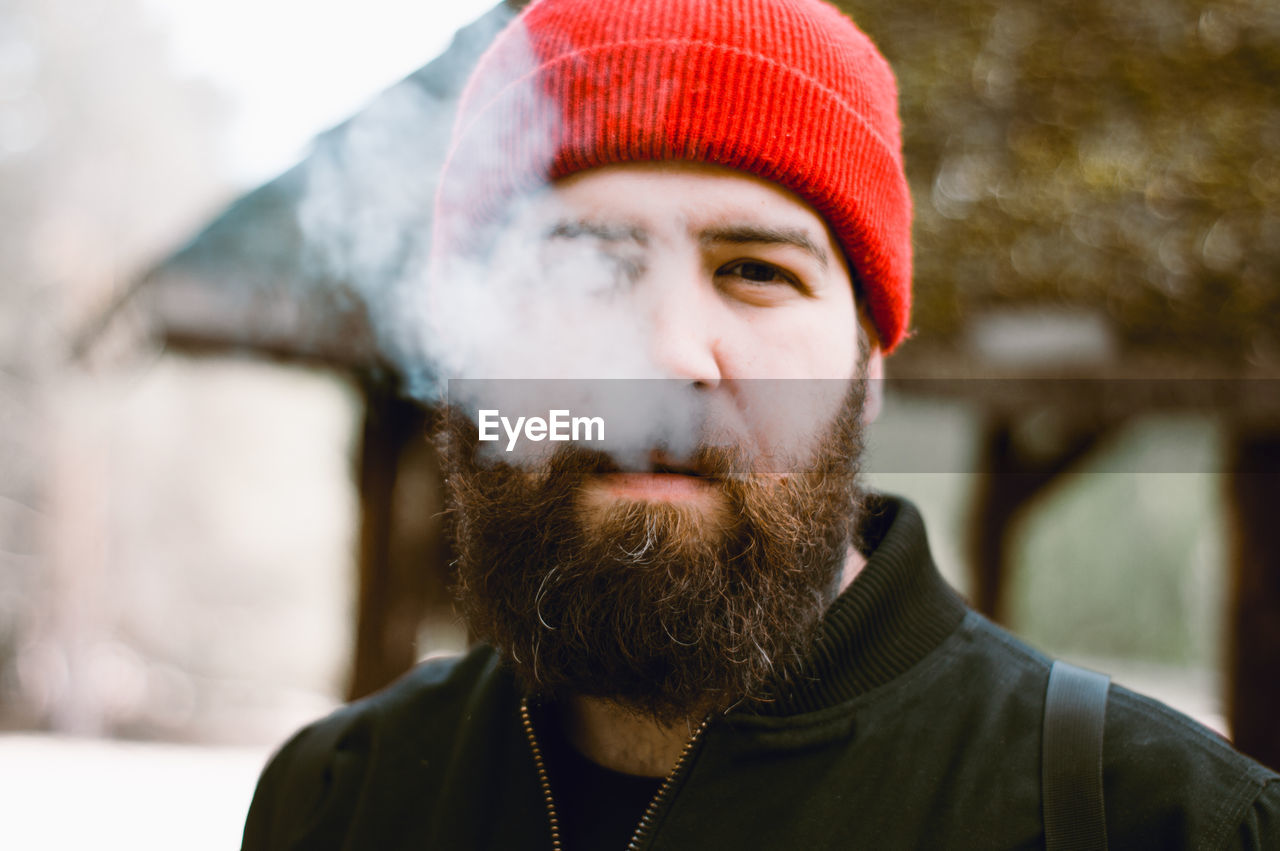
[742,495,969,717]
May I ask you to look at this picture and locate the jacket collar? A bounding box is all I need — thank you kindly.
[742,495,969,717]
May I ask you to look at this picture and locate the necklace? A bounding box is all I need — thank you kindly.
[519,697,710,851]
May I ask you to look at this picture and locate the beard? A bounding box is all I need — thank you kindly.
[436,378,869,723]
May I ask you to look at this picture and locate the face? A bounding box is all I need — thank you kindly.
[501,161,872,508]
[438,163,879,720]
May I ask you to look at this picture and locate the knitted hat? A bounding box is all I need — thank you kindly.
[434,0,913,352]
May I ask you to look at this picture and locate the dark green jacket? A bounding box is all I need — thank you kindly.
[243,498,1280,849]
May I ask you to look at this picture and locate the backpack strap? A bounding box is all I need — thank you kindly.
[1042,660,1111,851]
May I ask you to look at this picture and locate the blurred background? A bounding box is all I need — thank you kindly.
[1,0,1277,848]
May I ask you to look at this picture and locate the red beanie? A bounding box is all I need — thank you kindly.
[434,0,913,352]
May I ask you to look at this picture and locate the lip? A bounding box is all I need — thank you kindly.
[587,471,715,501]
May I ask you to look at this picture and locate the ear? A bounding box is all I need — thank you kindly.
[859,310,885,424]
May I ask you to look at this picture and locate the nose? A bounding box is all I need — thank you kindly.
[643,275,724,385]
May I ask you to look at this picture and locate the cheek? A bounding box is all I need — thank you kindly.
[718,294,859,465]
[721,296,859,381]
[732,378,852,471]
[805,308,860,379]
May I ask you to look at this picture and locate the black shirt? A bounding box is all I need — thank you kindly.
[536,706,664,849]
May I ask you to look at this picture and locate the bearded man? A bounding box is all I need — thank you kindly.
[242,0,1280,848]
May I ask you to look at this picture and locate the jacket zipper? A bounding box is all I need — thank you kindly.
[519,697,710,851]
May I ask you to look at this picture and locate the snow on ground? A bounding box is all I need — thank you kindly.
[0,734,270,851]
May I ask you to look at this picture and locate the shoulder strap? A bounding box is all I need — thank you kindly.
[1042,659,1111,851]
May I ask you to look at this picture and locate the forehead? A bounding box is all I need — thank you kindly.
[523,162,844,250]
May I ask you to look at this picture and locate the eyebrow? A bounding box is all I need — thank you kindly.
[698,224,830,271]
[544,218,649,245]
[542,217,831,271]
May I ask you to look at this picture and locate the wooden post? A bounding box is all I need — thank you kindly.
[348,385,446,700]
[1225,430,1280,771]
[969,416,1103,622]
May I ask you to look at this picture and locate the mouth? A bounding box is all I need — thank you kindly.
[583,451,720,502]
[588,470,715,501]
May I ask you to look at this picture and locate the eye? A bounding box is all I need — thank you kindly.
[721,259,784,282]
[716,260,809,296]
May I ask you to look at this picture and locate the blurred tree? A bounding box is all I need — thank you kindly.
[0,0,229,730]
[840,0,1280,367]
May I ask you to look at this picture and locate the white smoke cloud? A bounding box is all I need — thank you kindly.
[294,9,853,473]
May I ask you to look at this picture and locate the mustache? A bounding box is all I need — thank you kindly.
[528,441,759,484]
[439,408,763,481]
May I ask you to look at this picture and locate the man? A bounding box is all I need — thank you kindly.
[243,0,1280,848]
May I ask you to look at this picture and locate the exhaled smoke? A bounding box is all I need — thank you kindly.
[294,10,857,476]
[297,80,451,389]
[297,11,739,458]
[292,3,522,396]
